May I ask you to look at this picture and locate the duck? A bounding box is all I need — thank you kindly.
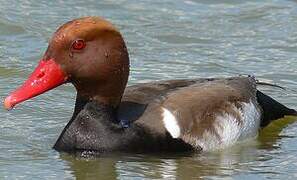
[4,16,297,154]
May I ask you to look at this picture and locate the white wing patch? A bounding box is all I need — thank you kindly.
[177,100,261,151]
[190,100,261,151]
[162,101,261,151]
[162,108,181,138]
[239,101,261,140]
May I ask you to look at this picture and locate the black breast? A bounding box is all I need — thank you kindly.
[53,101,194,154]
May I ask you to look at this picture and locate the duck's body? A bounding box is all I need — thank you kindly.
[54,77,296,153]
[4,17,297,154]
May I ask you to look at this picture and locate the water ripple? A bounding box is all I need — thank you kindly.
[0,0,297,179]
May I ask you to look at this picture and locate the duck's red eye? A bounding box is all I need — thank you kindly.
[72,40,86,50]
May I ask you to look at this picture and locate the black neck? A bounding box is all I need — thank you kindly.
[71,93,118,123]
[72,94,89,120]
[53,93,120,152]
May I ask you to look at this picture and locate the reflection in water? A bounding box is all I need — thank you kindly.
[63,143,262,179]
[258,116,297,150]
[1,0,297,179]
[61,116,297,179]
[62,154,118,179]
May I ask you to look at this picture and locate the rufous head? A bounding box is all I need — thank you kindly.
[4,16,130,110]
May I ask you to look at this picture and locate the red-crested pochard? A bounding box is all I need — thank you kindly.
[4,17,297,154]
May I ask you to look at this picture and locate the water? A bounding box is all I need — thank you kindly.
[0,0,297,179]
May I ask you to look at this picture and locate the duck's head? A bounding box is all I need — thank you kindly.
[4,16,130,110]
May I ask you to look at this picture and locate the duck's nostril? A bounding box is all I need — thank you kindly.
[37,69,45,79]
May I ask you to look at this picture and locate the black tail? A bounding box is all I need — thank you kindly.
[256,90,297,127]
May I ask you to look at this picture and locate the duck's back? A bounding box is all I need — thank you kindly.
[118,76,295,151]
[118,77,259,150]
